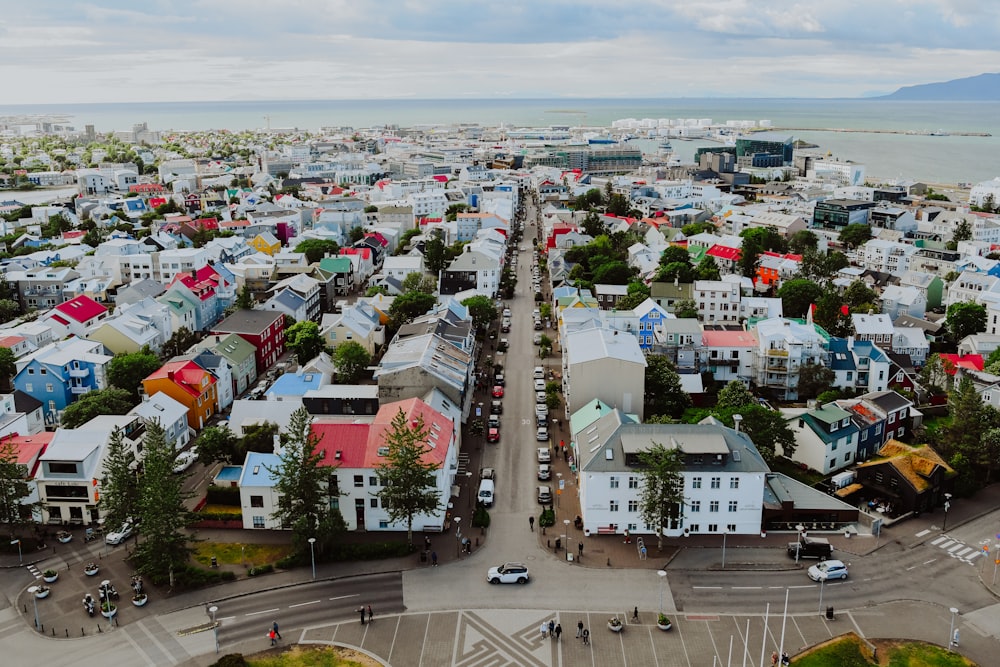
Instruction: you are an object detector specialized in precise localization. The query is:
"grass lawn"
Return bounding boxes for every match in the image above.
[770,456,826,486]
[192,542,293,568]
[792,634,977,667]
[247,646,382,667]
[201,504,244,515]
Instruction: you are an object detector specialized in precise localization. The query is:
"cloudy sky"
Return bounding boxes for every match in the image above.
[3,0,998,104]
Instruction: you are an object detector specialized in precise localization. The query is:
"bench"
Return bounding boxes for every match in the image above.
[596,526,617,535]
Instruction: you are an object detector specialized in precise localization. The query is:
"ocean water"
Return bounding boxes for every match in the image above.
[2,98,998,185]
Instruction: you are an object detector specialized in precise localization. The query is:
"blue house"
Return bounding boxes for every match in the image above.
[13,338,113,425]
[632,298,672,351]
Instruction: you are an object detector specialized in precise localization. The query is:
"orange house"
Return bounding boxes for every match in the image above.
[142,360,218,431]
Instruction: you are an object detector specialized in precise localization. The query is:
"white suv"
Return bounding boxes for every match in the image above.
[487,562,530,585]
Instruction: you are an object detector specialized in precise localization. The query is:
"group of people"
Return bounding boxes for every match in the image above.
[538,619,590,645]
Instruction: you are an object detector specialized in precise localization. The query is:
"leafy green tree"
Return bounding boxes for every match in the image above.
[656,261,695,284]
[444,203,469,222]
[423,230,448,274]
[294,239,340,264]
[242,421,280,454]
[61,388,135,428]
[286,320,325,364]
[843,279,878,313]
[581,210,605,237]
[196,424,240,465]
[592,260,633,284]
[695,256,721,281]
[644,356,691,418]
[659,245,692,267]
[953,219,972,242]
[716,380,755,410]
[788,229,819,255]
[365,285,388,297]
[0,436,37,537]
[235,285,254,310]
[400,272,437,295]
[674,298,698,319]
[162,326,199,359]
[942,377,984,459]
[99,428,138,538]
[616,282,651,310]
[739,227,787,277]
[813,286,852,337]
[397,228,421,253]
[918,354,954,396]
[461,295,498,331]
[777,279,824,318]
[839,223,872,249]
[573,188,604,212]
[269,407,332,553]
[797,362,836,400]
[389,291,437,326]
[606,193,630,217]
[946,301,987,341]
[348,226,366,243]
[0,347,15,392]
[682,221,714,237]
[637,442,685,550]
[108,348,162,401]
[135,421,192,584]
[375,409,443,546]
[333,341,372,384]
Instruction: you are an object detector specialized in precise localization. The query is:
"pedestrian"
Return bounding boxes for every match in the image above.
[272,620,281,639]
[424,535,431,550]
[269,628,277,645]
[771,651,779,666]
[367,605,374,623]
[431,551,438,566]
[529,516,535,531]
[554,623,562,640]
[576,620,583,638]
[548,619,555,639]
[540,621,548,639]
[633,606,639,621]
[359,607,366,625]
[582,628,590,645]
[578,542,583,557]
[563,447,568,462]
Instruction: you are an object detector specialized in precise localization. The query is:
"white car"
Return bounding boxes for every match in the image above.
[104,521,134,545]
[534,378,546,391]
[537,447,551,463]
[808,559,849,582]
[487,562,530,585]
[173,447,198,473]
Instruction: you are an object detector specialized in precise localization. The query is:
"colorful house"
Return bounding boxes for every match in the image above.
[13,338,112,426]
[250,232,281,256]
[142,359,218,430]
[211,310,285,376]
[38,294,109,339]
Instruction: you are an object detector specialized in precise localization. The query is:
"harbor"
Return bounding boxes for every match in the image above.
[756,126,991,137]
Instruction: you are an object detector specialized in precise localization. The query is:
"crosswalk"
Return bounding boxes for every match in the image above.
[25,564,41,579]
[929,535,986,564]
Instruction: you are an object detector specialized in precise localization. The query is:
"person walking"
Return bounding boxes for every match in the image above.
[272,620,281,640]
[576,620,584,638]
[633,606,639,621]
[359,607,366,625]
[269,628,277,646]
[582,628,590,645]
[539,622,548,639]
[548,619,555,639]
[367,605,374,624]
[554,623,562,641]
[529,516,534,531]
[431,551,438,566]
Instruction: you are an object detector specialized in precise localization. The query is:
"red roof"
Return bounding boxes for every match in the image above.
[706,244,741,261]
[0,335,25,348]
[312,423,371,468]
[146,360,216,396]
[365,232,389,247]
[62,230,86,240]
[2,432,53,478]
[938,354,984,375]
[53,295,108,324]
[432,174,449,182]
[340,248,372,260]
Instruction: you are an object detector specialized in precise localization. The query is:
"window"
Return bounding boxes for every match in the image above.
[728,501,738,512]
[888,413,895,424]
[861,430,868,441]
[688,524,699,533]
[47,462,78,475]
[709,501,719,513]
[25,383,32,392]
[874,471,884,484]
[628,476,639,489]
[609,476,619,489]
[875,424,882,435]
[609,500,619,512]
[708,524,718,532]
[710,477,720,489]
[729,477,739,489]
[370,498,379,508]
[369,476,378,486]
[353,475,363,487]
[727,523,737,532]
[691,477,702,489]
[845,453,852,462]
[250,495,264,508]
[829,458,836,468]
[628,500,639,512]
[690,501,701,513]
[253,515,265,528]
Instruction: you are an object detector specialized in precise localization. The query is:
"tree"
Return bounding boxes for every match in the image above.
[423,230,448,274]
[444,203,469,222]
[839,223,872,249]
[682,221,714,237]
[389,291,437,326]
[162,326,199,359]
[777,279,824,318]
[0,347,15,392]
[656,261,694,284]
[592,260,633,285]
[797,361,836,400]
[674,298,698,319]
[400,272,437,295]
[134,421,191,584]
[333,341,372,384]
[918,354,954,396]
[739,227,787,277]
[108,348,162,401]
[375,409,443,546]
[0,436,37,537]
[695,256,721,281]
[843,280,878,313]
[235,285,254,310]
[732,404,795,463]
[953,219,972,242]
[0,298,20,323]
[942,377,985,459]
[348,226,365,243]
[61,388,135,428]
[946,301,987,341]
[716,380,756,410]
[365,285,388,297]
[286,320,325,364]
[269,407,332,553]
[196,425,240,465]
[242,421,280,455]
[616,282,651,310]
[812,287,852,337]
[659,245,692,267]
[461,295,498,331]
[788,229,819,255]
[644,356,691,418]
[99,428,138,539]
[581,210,605,237]
[294,239,340,264]
[637,442,685,550]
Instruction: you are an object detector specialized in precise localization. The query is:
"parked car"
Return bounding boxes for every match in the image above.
[535,403,549,418]
[480,467,496,481]
[492,385,505,398]
[534,320,543,330]
[536,414,548,427]
[787,536,833,560]
[487,427,500,443]
[537,485,553,504]
[487,562,529,585]
[533,366,545,379]
[494,373,505,387]
[535,391,546,404]
[537,447,551,463]
[534,378,546,391]
[491,400,503,415]
[536,426,549,442]
[105,520,134,545]
[488,414,500,429]
[533,333,543,345]
[537,464,551,481]
[502,308,511,319]
[808,559,849,582]
[172,447,198,473]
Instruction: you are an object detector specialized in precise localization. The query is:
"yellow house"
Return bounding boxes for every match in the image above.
[250,231,281,256]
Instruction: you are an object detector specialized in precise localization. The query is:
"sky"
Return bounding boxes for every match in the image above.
[2,0,999,104]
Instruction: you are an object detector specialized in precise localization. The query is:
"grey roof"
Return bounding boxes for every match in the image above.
[763,472,859,512]
[115,278,166,306]
[272,289,305,310]
[894,314,942,333]
[863,390,911,413]
[214,309,283,334]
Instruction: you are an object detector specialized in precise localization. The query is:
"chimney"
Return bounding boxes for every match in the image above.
[674,276,679,288]
[272,433,281,455]
[733,413,743,433]
[167,370,175,381]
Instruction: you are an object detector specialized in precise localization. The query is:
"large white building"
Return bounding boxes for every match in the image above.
[563,327,646,420]
[970,177,1000,209]
[693,279,742,324]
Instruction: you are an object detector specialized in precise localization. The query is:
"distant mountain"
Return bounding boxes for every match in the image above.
[879,73,1000,100]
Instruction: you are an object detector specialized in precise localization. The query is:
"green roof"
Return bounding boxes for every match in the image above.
[319,257,353,272]
[569,398,615,436]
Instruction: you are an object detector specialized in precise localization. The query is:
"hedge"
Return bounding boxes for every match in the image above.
[148,565,236,589]
[205,485,242,506]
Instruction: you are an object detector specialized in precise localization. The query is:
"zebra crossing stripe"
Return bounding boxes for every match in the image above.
[26,565,42,579]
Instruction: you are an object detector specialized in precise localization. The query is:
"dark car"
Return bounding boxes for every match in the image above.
[491,400,503,415]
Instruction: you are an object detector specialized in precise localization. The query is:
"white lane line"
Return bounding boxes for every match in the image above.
[329,594,360,601]
[948,543,966,553]
[245,608,280,617]
[906,564,919,571]
[692,586,723,590]
[788,585,812,589]
[731,586,761,590]
[923,559,937,565]
[916,529,931,538]
[219,616,236,622]
[937,539,955,549]
[289,600,321,609]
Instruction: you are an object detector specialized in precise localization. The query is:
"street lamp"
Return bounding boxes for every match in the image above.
[795,525,805,564]
[308,537,316,580]
[454,517,462,558]
[26,585,40,630]
[208,605,219,653]
[948,607,959,651]
[563,519,570,558]
[657,569,667,614]
[943,493,953,531]
[722,529,729,570]
[10,539,21,565]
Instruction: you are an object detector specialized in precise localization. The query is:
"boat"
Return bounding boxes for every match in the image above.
[588,137,618,145]
[658,141,673,150]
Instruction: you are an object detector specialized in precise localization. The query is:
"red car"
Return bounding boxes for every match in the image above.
[492,385,504,398]
[487,428,500,443]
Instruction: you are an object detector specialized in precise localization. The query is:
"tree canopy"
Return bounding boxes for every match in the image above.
[108,348,162,401]
[839,223,872,249]
[196,424,241,466]
[739,227,787,277]
[637,443,685,550]
[644,356,691,419]
[0,436,37,536]
[333,341,372,384]
[286,320,326,364]
[461,295,498,331]
[61,388,135,428]
[99,428,138,539]
[946,301,987,341]
[776,279,824,318]
[715,380,756,410]
[389,291,437,326]
[294,239,340,264]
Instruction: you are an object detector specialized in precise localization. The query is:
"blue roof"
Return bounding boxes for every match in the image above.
[266,371,324,397]
[852,339,888,362]
[828,338,856,371]
[274,289,305,309]
[239,452,281,487]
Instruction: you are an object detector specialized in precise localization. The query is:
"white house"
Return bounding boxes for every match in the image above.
[785,404,859,475]
[238,451,283,529]
[563,327,646,419]
[693,279,742,324]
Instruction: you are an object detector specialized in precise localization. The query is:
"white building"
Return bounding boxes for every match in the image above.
[856,239,918,274]
[751,318,828,401]
[970,177,1000,209]
[693,279,741,324]
[563,328,646,419]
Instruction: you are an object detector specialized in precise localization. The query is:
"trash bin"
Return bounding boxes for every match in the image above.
[420,550,428,563]
[210,556,218,569]
[826,606,834,620]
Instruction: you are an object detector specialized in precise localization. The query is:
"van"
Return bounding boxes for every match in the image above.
[787,535,832,560]
[478,479,495,507]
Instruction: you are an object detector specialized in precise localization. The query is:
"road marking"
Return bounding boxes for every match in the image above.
[930,536,948,545]
[245,608,280,617]
[923,559,937,565]
[906,564,919,571]
[732,586,761,590]
[692,586,723,590]
[329,594,360,601]
[947,543,965,553]
[954,547,974,558]
[219,616,236,622]
[788,585,812,589]
[915,529,931,538]
[289,600,321,608]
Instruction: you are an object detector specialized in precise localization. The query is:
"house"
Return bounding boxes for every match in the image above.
[563,328,646,420]
[130,391,192,452]
[751,318,828,401]
[693,279,741,324]
[320,302,385,357]
[38,295,109,339]
[302,385,380,417]
[211,310,286,376]
[746,211,807,237]
[382,255,425,285]
[787,404,860,475]
[740,296,783,322]
[631,299,672,351]
[576,413,770,536]
[265,367,327,401]
[10,266,78,312]
[191,332,259,397]
[0,391,45,438]
[238,451,284,529]
[339,247,376,284]
[0,335,31,360]
[898,270,944,311]
[593,284,629,310]
[891,326,930,365]
[268,274,321,322]
[13,338,112,426]
[250,231,282,256]
[851,440,955,517]
[852,313,895,351]
[141,359,218,431]
[87,297,172,355]
[2,430,52,520]
[373,333,473,418]
[439,250,501,297]
[317,256,355,297]
[838,390,914,462]
[700,330,757,385]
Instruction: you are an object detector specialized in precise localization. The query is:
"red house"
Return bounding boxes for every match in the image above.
[210,310,285,375]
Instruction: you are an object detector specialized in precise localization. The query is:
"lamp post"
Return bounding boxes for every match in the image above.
[657,569,667,614]
[563,519,570,558]
[795,524,805,564]
[454,517,462,558]
[208,605,219,653]
[818,576,826,616]
[308,537,316,580]
[948,607,959,651]
[9,539,21,565]
[722,529,729,570]
[26,585,40,630]
[943,493,953,531]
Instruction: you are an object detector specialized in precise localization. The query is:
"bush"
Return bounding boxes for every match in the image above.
[247,563,274,577]
[148,565,236,589]
[210,655,249,667]
[539,508,555,528]
[205,485,242,506]
[326,541,412,561]
[472,503,491,528]
[195,511,244,522]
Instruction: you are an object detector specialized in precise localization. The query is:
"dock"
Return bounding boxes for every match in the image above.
[753,127,991,137]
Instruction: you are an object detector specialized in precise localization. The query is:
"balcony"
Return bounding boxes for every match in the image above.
[68,367,90,378]
[70,385,91,395]
[766,364,789,373]
[766,349,789,357]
